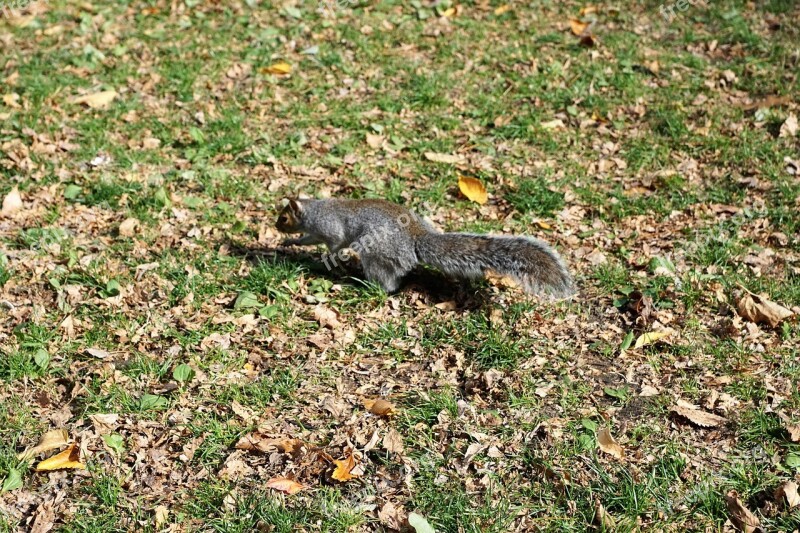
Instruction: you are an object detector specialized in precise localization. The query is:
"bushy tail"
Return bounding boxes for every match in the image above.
[415,233,575,298]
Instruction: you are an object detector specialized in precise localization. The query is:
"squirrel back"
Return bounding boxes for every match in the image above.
[276,198,574,298]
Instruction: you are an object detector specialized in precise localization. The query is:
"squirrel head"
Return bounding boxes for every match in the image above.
[276,199,305,233]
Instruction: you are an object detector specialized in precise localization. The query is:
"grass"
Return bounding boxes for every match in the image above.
[0,0,799,531]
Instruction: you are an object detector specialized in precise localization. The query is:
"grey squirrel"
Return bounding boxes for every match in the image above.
[276,198,575,298]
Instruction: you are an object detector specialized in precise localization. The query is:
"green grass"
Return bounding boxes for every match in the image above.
[1,0,799,530]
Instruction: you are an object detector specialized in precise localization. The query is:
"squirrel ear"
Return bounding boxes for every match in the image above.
[288,198,303,213]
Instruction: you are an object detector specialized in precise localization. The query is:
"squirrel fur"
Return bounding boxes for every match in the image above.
[276,198,574,298]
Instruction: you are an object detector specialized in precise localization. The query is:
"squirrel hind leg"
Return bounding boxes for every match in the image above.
[360,254,411,293]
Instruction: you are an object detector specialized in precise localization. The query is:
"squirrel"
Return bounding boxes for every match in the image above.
[276,198,575,298]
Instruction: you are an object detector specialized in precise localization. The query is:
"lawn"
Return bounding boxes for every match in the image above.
[1,0,799,531]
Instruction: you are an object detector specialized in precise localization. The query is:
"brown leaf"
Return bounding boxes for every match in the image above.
[29,499,55,533]
[35,442,85,471]
[383,428,405,454]
[596,427,624,459]
[725,490,761,533]
[313,305,342,330]
[363,398,397,417]
[457,175,488,205]
[424,152,464,164]
[70,90,118,109]
[154,505,169,528]
[775,481,800,509]
[1,186,23,216]
[671,404,727,428]
[378,501,406,530]
[736,292,793,328]
[777,412,800,442]
[119,217,139,237]
[779,113,798,138]
[593,500,617,530]
[365,133,384,149]
[540,118,565,130]
[331,453,358,482]
[17,429,69,461]
[265,477,304,494]
[235,433,304,456]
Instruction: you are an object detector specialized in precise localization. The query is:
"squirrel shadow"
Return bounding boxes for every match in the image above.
[227,241,491,310]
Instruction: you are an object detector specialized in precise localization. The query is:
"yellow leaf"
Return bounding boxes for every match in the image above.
[2,93,20,108]
[265,477,304,494]
[441,7,456,17]
[331,453,358,482]
[494,4,511,15]
[70,90,118,109]
[633,330,671,349]
[579,5,598,16]
[17,429,69,461]
[35,442,85,471]
[363,398,397,417]
[261,62,292,75]
[458,175,488,205]
[569,18,589,36]
[535,220,552,230]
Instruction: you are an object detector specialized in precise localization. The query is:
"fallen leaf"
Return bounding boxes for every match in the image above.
[154,505,169,528]
[261,62,292,75]
[378,501,406,530]
[363,398,396,417]
[775,481,800,509]
[89,413,119,434]
[671,404,727,428]
[235,433,304,456]
[86,347,110,359]
[540,118,565,130]
[366,133,384,149]
[580,5,598,16]
[70,90,118,109]
[29,499,55,533]
[313,305,342,329]
[265,477,304,494]
[17,429,69,461]
[569,18,589,35]
[424,152,464,164]
[118,217,139,237]
[777,412,800,442]
[493,5,511,15]
[725,490,761,533]
[2,93,20,108]
[331,453,358,482]
[381,428,404,454]
[596,427,624,459]
[780,114,798,138]
[736,292,793,328]
[633,330,671,349]
[594,500,617,530]
[35,442,85,471]
[457,175,488,205]
[408,512,436,533]
[1,186,23,216]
